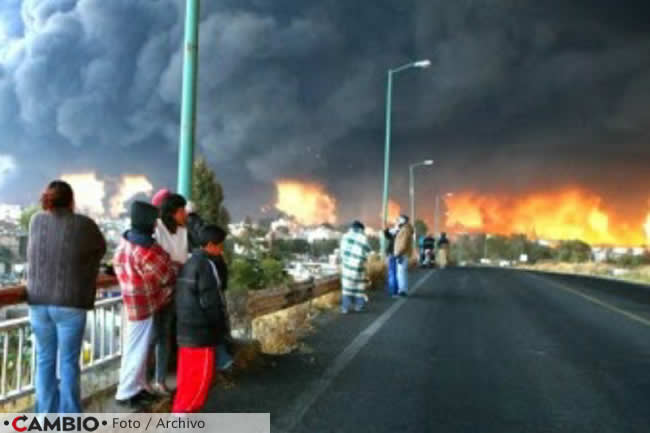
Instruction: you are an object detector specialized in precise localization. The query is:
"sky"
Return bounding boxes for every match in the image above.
[0,0,649,229]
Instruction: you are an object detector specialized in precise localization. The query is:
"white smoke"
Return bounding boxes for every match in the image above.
[109,175,154,217]
[59,172,154,217]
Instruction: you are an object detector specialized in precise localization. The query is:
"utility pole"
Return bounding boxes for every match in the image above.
[177,0,201,199]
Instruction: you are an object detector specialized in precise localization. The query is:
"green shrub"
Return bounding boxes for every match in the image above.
[229,257,289,292]
[229,258,263,292]
[260,258,290,288]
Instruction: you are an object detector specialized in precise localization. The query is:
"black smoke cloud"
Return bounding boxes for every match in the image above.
[0,0,649,224]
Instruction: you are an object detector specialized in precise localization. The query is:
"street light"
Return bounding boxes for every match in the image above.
[434,192,453,236]
[409,160,434,248]
[380,59,431,256]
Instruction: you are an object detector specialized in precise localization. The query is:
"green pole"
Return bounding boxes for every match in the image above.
[177,0,200,200]
[380,70,393,257]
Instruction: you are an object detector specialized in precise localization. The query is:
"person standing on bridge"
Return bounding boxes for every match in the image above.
[383,224,399,297]
[150,192,189,396]
[394,215,414,296]
[27,180,106,413]
[340,221,372,313]
[173,224,229,414]
[183,200,235,371]
[114,201,176,409]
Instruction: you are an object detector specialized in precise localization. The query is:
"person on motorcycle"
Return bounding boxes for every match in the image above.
[421,234,436,267]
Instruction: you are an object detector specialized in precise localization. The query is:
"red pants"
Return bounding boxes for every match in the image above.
[172,346,215,413]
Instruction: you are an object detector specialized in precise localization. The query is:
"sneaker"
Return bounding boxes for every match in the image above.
[115,390,157,409]
[398,292,408,297]
[219,358,234,371]
[151,382,172,396]
[340,308,349,314]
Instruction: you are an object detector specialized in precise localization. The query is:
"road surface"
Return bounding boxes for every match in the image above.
[205,268,650,433]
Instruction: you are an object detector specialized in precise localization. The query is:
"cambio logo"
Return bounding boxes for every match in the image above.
[5,416,103,432]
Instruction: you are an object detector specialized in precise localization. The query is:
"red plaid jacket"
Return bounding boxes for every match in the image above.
[113,238,176,321]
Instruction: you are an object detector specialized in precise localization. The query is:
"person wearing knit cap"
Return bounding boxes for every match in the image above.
[113,201,176,409]
[151,188,171,208]
[339,220,371,314]
[172,225,229,414]
[185,200,206,251]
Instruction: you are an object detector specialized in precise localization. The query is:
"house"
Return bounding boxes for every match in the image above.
[302,225,342,244]
[0,204,21,223]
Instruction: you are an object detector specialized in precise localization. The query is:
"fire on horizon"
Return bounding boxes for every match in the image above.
[440,188,650,247]
[272,180,650,247]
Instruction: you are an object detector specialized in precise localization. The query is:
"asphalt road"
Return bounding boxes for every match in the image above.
[205,268,650,433]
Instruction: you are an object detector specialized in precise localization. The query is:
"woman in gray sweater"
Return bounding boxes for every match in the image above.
[27,180,106,413]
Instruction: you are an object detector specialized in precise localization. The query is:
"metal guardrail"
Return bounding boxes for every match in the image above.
[246,276,340,318]
[0,274,341,404]
[0,289,123,404]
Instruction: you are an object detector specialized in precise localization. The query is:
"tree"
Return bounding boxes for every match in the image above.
[229,257,289,292]
[0,246,13,262]
[192,157,230,228]
[229,258,263,291]
[270,239,310,260]
[555,240,592,263]
[19,205,40,232]
[259,258,289,288]
[414,219,429,238]
[310,239,339,259]
[527,242,553,263]
[0,246,13,275]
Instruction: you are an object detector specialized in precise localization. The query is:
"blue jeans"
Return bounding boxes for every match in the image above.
[396,255,409,294]
[29,305,87,413]
[341,294,366,312]
[152,302,174,384]
[386,255,398,296]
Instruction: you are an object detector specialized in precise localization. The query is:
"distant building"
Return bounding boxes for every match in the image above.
[0,204,21,222]
[0,232,24,261]
[592,245,648,262]
[302,225,342,244]
[270,217,301,237]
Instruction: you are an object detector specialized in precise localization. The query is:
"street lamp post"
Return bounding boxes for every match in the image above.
[177,0,201,200]
[434,192,453,236]
[380,59,431,257]
[409,160,434,248]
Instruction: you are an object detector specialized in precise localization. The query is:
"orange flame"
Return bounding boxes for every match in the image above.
[275,180,337,225]
[386,199,401,224]
[446,188,650,246]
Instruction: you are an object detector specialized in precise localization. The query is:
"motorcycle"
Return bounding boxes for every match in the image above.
[421,248,435,268]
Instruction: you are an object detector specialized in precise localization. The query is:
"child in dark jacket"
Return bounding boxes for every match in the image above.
[172,224,228,414]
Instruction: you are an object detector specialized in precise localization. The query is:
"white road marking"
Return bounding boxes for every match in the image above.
[277,270,435,432]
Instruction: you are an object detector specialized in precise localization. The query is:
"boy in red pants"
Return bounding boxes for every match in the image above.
[172,225,228,413]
